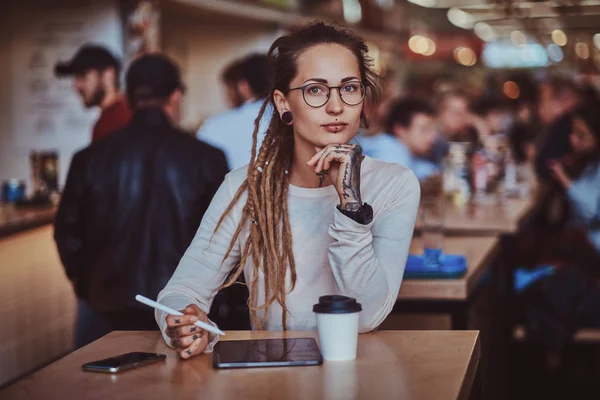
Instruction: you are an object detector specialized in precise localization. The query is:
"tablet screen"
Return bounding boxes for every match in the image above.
[212,338,323,369]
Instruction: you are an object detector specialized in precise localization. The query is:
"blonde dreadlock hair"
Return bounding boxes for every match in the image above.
[213,21,381,329]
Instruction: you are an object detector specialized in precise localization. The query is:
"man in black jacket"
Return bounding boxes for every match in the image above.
[54,54,228,348]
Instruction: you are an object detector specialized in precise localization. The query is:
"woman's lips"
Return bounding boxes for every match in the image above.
[322,123,348,133]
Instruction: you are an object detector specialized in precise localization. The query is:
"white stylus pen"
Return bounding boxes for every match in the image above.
[135,294,225,336]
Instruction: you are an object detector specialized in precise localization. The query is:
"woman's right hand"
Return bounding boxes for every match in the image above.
[165,304,210,359]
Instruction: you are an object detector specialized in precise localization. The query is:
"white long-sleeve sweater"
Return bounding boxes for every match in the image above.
[156,156,420,349]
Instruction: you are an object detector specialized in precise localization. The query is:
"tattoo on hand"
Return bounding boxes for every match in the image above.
[190,326,197,332]
[342,202,362,212]
[174,319,181,324]
[186,349,193,355]
[167,328,179,338]
[341,146,362,207]
[317,170,328,187]
[193,334,199,340]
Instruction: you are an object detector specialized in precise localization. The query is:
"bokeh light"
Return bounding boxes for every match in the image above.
[575,42,590,59]
[454,47,477,66]
[511,31,527,47]
[551,29,568,46]
[474,22,497,42]
[503,81,520,99]
[447,8,475,30]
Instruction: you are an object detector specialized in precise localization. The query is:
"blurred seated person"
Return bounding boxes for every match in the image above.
[427,90,482,164]
[55,44,132,142]
[508,100,538,184]
[472,97,513,136]
[197,53,272,170]
[518,104,600,353]
[548,104,600,254]
[535,75,581,182]
[54,54,228,348]
[220,58,246,109]
[357,97,439,181]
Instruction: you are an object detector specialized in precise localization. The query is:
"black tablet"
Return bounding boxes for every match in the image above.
[212,338,323,369]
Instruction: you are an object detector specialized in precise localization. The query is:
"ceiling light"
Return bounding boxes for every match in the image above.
[503,81,520,99]
[407,0,437,8]
[546,44,563,62]
[575,42,590,59]
[593,33,600,50]
[511,31,527,47]
[474,22,497,42]
[551,29,567,46]
[454,47,477,66]
[423,39,436,56]
[447,8,474,30]
[342,0,362,24]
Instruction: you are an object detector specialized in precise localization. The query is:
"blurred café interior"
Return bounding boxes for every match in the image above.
[1,0,600,399]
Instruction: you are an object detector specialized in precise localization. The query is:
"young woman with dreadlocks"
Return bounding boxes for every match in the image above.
[156,21,421,359]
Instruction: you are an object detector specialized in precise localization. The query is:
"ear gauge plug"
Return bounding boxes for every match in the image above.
[281,111,294,125]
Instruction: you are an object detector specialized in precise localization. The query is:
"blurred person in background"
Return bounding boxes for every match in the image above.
[54,54,228,348]
[427,90,482,164]
[55,44,132,142]
[357,97,439,180]
[508,99,539,185]
[220,58,246,109]
[472,97,512,136]
[535,76,581,182]
[519,104,600,357]
[197,53,272,170]
[548,104,600,254]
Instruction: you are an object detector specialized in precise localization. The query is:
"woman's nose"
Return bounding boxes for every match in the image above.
[326,88,344,115]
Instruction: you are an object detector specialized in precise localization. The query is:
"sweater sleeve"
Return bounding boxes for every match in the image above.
[155,172,242,351]
[327,169,420,332]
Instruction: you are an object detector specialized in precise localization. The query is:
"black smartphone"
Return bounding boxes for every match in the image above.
[213,338,323,369]
[82,352,167,373]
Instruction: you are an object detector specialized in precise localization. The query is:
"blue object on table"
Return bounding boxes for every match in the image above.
[1,179,26,204]
[404,254,467,279]
[513,265,555,293]
[424,247,443,268]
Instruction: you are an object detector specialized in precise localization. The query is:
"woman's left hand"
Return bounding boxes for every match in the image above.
[306,144,363,211]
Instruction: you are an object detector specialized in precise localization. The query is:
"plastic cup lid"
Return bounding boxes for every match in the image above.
[313,295,362,314]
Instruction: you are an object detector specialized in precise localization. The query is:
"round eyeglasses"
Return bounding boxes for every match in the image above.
[289,81,366,108]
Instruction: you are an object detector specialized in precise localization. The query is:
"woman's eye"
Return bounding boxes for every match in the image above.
[343,83,359,92]
[307,85,326,95]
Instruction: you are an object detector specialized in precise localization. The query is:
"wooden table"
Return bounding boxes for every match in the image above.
[415,197,535,236]
[0,330,481,400]
[396,236,499,330]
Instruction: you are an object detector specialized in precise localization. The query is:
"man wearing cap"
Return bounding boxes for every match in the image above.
[54,54,228,348]
[55,44,132,142]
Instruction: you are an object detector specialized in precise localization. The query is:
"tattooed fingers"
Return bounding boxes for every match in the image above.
[178,332,209,360]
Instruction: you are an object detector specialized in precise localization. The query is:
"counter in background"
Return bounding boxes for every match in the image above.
[0,204,56,238]
[0,215,75,388]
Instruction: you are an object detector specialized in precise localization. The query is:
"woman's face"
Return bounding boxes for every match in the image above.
[570,117,598,154]
[274,43,364,149]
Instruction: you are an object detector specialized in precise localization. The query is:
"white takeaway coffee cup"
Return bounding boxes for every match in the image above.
[313,295,362,361]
